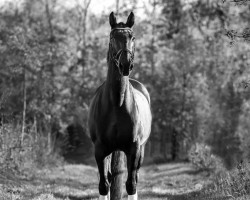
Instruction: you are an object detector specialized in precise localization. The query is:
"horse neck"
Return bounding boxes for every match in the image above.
[105,60,133,109]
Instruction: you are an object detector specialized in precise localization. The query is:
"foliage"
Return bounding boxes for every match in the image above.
[0,0,250,171]
[212,161,250,198]
[188,143,223,172]
[0,123,64,173]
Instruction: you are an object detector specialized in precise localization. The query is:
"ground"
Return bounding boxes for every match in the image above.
[0,162,233,200]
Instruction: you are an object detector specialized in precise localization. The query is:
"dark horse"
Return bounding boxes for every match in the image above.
[88,12,152,200]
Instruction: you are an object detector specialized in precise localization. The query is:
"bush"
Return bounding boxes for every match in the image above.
[0,124,23,171]
[188,143,223,172]
[0,122,64,175]
[212,160,250,198]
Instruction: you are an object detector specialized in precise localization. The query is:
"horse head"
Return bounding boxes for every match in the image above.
[109,12,135,76]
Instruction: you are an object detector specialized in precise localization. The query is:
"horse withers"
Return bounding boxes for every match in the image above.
[88,12,152,200]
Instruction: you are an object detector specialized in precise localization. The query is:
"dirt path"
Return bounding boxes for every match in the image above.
[0,163,214,200]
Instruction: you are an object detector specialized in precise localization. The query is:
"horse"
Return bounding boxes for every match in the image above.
[88,12,152,200]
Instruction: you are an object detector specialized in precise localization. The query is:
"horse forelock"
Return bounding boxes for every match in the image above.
[110,28,134,39]
[113,22,128,29]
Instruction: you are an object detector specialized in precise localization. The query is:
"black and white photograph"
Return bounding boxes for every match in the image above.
[0,0,250,199]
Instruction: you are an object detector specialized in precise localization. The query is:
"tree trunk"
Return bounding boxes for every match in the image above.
[150,138,155,157]
[150,0,156,76]
[21,65,26,145]
[171,127,178,161]
[116,0,120,16]
[45,0,55,42]
[76,0,92,74]
[160,130,167,160]
[82,0,92,49]
[47,118,52,154]
[34,115,38,142]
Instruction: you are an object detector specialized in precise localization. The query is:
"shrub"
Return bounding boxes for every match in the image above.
[212,160,250,198]
[0,122,64,176]
[188,143,223,172]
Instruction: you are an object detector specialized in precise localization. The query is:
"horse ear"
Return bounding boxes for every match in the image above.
[109,12,117,29]
[126,12,134,28]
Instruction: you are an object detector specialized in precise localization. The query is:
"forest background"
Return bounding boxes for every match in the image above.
[0,0,250,181]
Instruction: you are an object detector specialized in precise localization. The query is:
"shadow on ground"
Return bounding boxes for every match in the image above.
[1,162,220,200]
[53,192,98,200]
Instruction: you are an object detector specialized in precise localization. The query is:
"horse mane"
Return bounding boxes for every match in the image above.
[107,42,112,64]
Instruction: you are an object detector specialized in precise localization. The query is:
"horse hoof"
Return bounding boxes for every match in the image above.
[99,195,109,200]
[128,192,137,200]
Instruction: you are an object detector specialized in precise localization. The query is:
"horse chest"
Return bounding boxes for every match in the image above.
[105,108,135,135]
[104,91,151,146]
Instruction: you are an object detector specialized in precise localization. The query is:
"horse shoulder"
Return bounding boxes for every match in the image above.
[88,81,106,140]
[129,78,150,104]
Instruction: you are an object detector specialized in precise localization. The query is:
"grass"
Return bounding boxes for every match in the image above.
[0,125,249,200]
[0,160,250,200]
[0,162,213,200]
[209,161,250,200]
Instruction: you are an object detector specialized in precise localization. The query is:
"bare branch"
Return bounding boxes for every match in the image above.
[225,28,250,45]
[222,0,250,44]
[222,0,250,5]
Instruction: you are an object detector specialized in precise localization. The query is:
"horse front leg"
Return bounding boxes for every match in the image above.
[125,141,141,200]
[95,144,111,200]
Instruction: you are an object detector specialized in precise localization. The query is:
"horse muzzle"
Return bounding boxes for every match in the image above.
[116,50,134,76]
[119,61,133,76]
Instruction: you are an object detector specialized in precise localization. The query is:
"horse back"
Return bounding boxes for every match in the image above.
[129,78,150,104]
